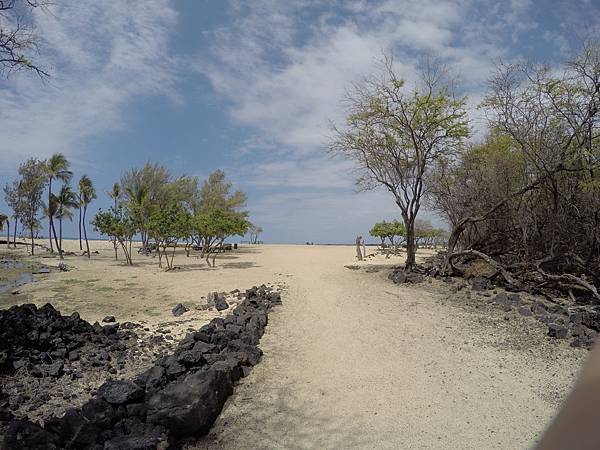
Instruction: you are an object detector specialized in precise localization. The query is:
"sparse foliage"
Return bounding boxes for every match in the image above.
[16,158,46,255]
[331,56,468,270]
[92,207,136,265]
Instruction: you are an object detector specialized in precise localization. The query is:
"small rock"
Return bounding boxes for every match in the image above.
[47,360,64,377]
[172,303,189,317]
[469,277,491,291]
[548,323,568,339]
[102,316,116,323]
[98,380,144,405]
[215,295,229,311]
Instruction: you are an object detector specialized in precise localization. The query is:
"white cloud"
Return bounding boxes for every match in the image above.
[0,0,178,174]
[197,0,540,241]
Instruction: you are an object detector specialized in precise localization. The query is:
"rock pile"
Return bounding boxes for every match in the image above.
[388,270,424,284]
[472,287,599,348]
[2,285,281,449]
[0,303,137,378]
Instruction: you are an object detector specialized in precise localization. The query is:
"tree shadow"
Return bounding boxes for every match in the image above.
[188,380,373,450]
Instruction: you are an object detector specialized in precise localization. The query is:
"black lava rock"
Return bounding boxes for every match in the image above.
[98,380,144,405]
[172,304,189,317]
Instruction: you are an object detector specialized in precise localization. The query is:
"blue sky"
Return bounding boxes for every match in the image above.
[0,0,598,243]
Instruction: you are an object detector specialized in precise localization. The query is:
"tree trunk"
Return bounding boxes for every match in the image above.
[13,217,17,248]
[170,244,176,268]
[113,238,118,260]
[78,204,83,250]
[404,218,416,271]
[355,236,363,261]
[48,177,53,252]
[30,227,35,255]
[59,215,64,260]
[51,220,60,258]
[6,221,10,248]
[83,205,90,258]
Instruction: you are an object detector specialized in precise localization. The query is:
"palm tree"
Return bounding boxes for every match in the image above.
[107,182,121,209]
[79,175,96,258]
[45,194,61,253]
[55,184,78,259]
[0,214,9,248]
[46,154,72,253]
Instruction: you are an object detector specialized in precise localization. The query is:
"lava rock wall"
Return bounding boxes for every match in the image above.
[2,285,281,450]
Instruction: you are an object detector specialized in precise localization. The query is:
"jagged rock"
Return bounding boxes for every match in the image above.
[47,360,64,377]
[98,380,144,405]
[214,295,229,311]
[388,270,424,284]
[104,434,163,450]
[4,419,60,449]
[548,323,568,339]
[102,316,116,323]
[469,277,491,291]
[531,301,547,316]
[172,303,188,317]
[1,285,282,449]
[518,306,533,317]
[81,397,115,428]
[176,350,205,366]
[146,368,233,438]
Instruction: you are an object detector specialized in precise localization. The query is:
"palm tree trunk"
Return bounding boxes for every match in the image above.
[59,215,64,260]
[13,217,17,248]
[83,205,90,258]
[48,177,53,252]
[6,221,9,249]
[78,203,83,250]
[51,220,60,254]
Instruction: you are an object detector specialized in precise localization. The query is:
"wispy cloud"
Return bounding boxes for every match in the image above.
[0,0,178,174]
[196,0,541,239]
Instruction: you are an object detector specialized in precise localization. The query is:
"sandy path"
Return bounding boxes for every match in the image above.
[194,246,584,450]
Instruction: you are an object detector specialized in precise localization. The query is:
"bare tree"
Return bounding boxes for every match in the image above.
[330,57,469,271]
[0,0,50,78]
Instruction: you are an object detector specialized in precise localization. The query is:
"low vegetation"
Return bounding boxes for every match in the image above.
[334,43,600,300]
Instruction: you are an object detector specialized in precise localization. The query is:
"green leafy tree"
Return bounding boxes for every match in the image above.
[92,207,136,265]
[0,214,9,248]
[147,204,191,269]
[17,158,46,255]
[3,180,25,248]
[331,56,468,271]
[192,208,249,267]
[191,170,248,258]
[78,175,96,258]
[45,153,72,253]
[120,163,198,255]
[107,182,122,209]
[248,224,263,244]
[370,220,406,257]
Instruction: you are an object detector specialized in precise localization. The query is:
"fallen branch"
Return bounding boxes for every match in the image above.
[448,249,523,288]
[536,265,600,302]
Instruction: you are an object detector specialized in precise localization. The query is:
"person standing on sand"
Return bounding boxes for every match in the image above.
[356,235,363,261]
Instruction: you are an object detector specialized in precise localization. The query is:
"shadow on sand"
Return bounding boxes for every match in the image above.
[189,380,372,450]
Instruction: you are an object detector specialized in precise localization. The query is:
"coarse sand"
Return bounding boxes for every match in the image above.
[0,240,587,449]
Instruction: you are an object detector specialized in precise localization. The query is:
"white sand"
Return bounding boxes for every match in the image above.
[0,240,586,449]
